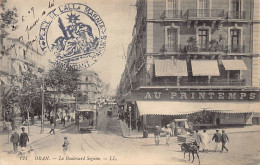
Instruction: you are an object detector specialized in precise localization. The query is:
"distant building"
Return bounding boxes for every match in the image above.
[118,0,260,129]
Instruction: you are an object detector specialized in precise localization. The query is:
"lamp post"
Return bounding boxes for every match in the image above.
[40,75,45,133]
[129,106,132,136]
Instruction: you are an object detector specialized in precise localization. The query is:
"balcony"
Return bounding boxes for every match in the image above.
[162,10,183,19]
[186,9,225,19]
[161,44,225,53]
[226,45,246,53]
[146,79,246,87]
[227,11,246,19]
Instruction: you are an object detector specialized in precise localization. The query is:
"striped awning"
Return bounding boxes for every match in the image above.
[154,59,188,77]
[136,101,259,116]
[191,60,220,76]
[222,60,247,70]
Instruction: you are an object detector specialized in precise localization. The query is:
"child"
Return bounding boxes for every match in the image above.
[62,136,69,154]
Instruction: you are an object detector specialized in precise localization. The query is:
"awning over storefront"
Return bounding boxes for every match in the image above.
[136,101,260,116]
[154,59,188,77]
[0,76,8,85]
[222,60,247,70]
[191,60,220,76]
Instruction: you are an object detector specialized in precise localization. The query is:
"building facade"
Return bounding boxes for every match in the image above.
[118,0,260,129]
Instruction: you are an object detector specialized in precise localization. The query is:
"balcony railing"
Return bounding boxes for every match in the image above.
[227,11,246,19]
[226,45,246,53]
[186,9,225,19]
[162,10,183,19]
[162,44,225,53]
[146,79,246,87]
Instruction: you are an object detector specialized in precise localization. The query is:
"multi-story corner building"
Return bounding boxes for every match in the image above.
[118,0,260,129]
[79,70,103,105]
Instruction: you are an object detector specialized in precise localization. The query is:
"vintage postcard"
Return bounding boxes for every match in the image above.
[0,0,260,165]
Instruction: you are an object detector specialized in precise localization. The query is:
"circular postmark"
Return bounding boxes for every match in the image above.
[39,3,106,69]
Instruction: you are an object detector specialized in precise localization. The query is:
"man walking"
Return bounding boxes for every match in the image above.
[165,125,172,146]
[49,123,55,134]
[221,130,229,153]
[19,127,29,148]
[212,129,221,152]
[154,126,160,146]
[201,129,210,152]
[10,129,19,154]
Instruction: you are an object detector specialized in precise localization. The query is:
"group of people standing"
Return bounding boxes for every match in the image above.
[193,129,229,153]
[10,127,29,154]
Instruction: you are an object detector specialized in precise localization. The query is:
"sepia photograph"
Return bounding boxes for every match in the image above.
[0,0,260,164]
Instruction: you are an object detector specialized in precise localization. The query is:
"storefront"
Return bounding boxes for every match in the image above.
[124,88,260,130]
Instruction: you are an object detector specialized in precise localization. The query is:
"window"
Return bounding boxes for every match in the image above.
[85,77,88,82]
[167,28,178,51]
[198,0,209,17]
[167,0,180,17]
[230,0,242,19]
[230,29,240,52]
[168,0,177,10]
[198,29,208,49]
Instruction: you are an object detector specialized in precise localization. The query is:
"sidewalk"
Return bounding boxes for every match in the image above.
[0,118,75,146]
[119,120,260,139]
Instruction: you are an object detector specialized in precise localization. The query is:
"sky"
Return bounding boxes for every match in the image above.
[4,0,137,91]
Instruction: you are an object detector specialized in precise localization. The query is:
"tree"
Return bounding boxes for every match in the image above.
[0,0,18,56]
[44,63,80,125]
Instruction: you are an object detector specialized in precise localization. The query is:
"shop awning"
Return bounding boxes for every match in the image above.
[136,101,260,116]
[154,59,188,77]
[222,60,247,70]
[0,76,8,85]
[191,60,220,76]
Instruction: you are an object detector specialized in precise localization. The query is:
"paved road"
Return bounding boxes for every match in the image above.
[1,106,260,165]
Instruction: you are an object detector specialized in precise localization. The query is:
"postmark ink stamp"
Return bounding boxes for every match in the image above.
[39,3,106,69]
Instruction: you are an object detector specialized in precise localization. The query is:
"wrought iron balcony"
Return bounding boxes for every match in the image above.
[227,11,246,19]
[162,10,183,19]
[226,45,246,53]
[161,44,225,53]
[186,9,225,19]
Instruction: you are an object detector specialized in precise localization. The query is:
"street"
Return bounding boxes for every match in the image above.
[1,106,260,165]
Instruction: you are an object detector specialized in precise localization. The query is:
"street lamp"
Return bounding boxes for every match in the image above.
[40,75,45,133]
[129,106,132,136]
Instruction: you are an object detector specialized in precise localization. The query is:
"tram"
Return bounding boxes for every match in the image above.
[75,104,97,133]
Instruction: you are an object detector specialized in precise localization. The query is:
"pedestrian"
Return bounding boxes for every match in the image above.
[221,130,229,153]
[154,126,160,146]
[49,123,55,134]
[212,129,222,152]
[165,125,172,146]
[193,130,202,150]
[201,129,210,152]
[137,119,141,132]
[62,136,70,154]
[19,127,29,148]
[10,129,19,154]
[170,121,175,137]
[61,117,65,127]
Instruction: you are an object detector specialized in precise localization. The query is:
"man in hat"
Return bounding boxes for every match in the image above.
[10,129,19,154]
[193,130,202,150]
[221,130,229,152]
[20,127,29,148]
[154,126,160,146]
[212,129,221,152]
